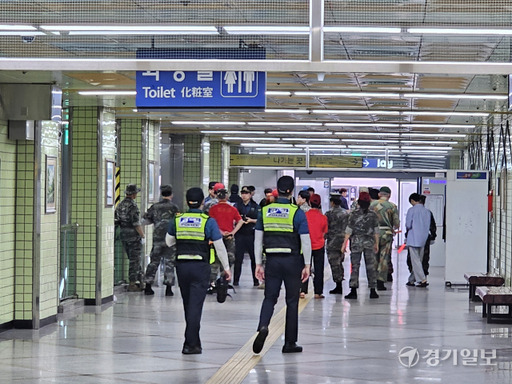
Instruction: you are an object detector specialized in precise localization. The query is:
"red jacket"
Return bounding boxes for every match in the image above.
[306,209,328,250]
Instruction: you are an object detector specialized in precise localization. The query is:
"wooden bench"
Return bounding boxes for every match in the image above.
[475,286,512,324]
[464,272,504,301]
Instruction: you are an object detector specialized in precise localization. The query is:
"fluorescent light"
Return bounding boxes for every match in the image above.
[312,109,400,115]
[241,143,294,148]
[0,31,45,36]
[295,144,347,149]
[0,25,37,30]
[343,139,399,143]
[201,130,265,134]
[282,138,340,142]
[408,27,512,36]
[247,122,323,126]
[78,90,136,96]
[172,121,245,126]
[325,123,401,128]
[223,26,309,35]
[404,140,455,145]
[399,146,453,150]
[264,109,310,114]
[295,91,401,98]
[290,91,506,100]
[402,93,507,100]
[249,148,304,153]
[402,111,489,117]
[324,26,401,34]
[348,145,399,150]
[249,150,305,155]
[223,137,280,141]
[266,91,292,96]
[41,25,219,35]
[397,150,449,154]
[406,133,466,138]
[401,124,475,129]
[267,131,331,136]
[334,132,400,137]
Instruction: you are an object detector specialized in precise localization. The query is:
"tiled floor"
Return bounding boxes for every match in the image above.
[1,252,512,383]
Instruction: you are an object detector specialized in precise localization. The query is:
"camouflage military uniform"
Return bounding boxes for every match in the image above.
[115,197,143,283]
[370,199,399,282]
[345,207,379,289]
[325,205,349,283]
[143,199,179,286]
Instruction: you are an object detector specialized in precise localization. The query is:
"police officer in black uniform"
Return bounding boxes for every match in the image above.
[252,176,311,354]
[166,187,231,355]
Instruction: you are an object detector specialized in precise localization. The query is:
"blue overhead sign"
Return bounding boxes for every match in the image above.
[135,48,266,110]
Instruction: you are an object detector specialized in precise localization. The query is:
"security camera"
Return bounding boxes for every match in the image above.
[21,36,35,44]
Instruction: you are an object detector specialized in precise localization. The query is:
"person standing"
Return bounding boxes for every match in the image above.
[115,184,145,292]
[204,181,217,205]
[325,195,349,295]
[342,192,380,300]
[253,176,311,354]
[234,186,260,286]
[259,188,274,208]
[229,184,243,207]
[165,187,231,354]
[296,190,311,213]
[303,194,328,299]
[370,186,400,291]
[142,184,180,296]
[405,193,431,288]
[339,188,350,210]
[208,183,244,282]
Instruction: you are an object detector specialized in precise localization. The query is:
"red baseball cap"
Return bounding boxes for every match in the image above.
[213,182,226,192]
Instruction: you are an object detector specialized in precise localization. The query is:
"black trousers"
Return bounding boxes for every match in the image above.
[234,233,258,285]
[301,247,325,295]
[176,261,210,348]
[257,255,304,344]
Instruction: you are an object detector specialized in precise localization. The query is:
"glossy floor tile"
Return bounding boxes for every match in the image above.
[1,252,512,384]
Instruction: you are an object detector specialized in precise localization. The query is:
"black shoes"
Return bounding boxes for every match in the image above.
[376,281,387,291]
[282,342,303,353]
[344,288,357,299]
[417,281,429,288]
[406,281,415,287]
[144,283,154,295]
[387,273,393,282]
[329,282,343,294]
[165,285,174,296]
[253,326,269,354]
[370,288,379,299]
[182,345,202,355]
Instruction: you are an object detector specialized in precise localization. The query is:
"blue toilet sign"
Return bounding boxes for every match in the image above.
[135,48,266,110]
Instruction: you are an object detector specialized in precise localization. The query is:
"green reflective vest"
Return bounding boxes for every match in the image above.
[262,203,300,254]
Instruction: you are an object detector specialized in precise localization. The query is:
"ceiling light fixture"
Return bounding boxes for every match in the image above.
[41,25,219,35]
[222,137,280,141]
[324,26,402,34]
[267,131,331,136]
[201,130,265,134]
[78,90,137,96]
[264,109,310,114]
[281,138,340,142]
[241,143,294,148]
[408,27,512,35]
[172,121,245,126]
[402,111,489,117]
[311,109,400,115]
[223,26,310,35]
[247,122,323,126]
[292,91,506,100]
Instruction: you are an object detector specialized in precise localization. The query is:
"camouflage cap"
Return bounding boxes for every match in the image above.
[125,184,141,195]
[379,186,391,194]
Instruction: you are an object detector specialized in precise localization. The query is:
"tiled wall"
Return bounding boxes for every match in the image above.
[0,121,16,325]
[15,140,35,322]
[183,134,202,198]
[71,107,99,300]
[39,121,60,320]
[71,107,116,302]
[100,112,116,299]
[209,140,222,184]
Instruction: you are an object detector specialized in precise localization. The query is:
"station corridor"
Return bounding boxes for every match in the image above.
[1,253,511,384]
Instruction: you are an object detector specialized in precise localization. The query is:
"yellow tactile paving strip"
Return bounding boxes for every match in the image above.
[205,292,313,384]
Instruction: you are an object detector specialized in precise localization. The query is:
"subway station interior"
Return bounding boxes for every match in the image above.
[2,1,512,383]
